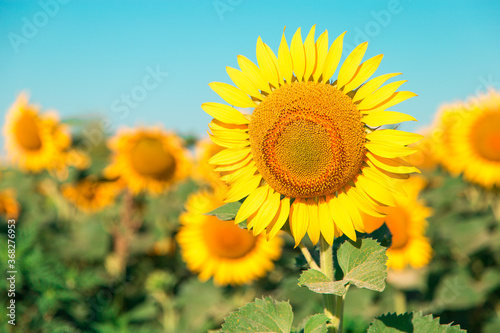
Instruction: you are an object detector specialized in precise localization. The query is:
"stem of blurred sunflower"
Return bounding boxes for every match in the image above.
[319,237,341,332]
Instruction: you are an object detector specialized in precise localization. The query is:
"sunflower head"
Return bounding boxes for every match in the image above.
[448,90,500,188]
[0,189,20,220]
[3,93,77,174]
[61,177,119,213]
[176,189,283,286]
[104,127,191,195]
[363,176,433,270]
[204,25,420,246]
[430,102,469,176]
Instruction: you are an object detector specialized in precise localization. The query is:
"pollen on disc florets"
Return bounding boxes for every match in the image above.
[249,81,366,198]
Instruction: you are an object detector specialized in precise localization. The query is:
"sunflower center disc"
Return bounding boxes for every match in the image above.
[205,218,257,259]
[472,112,500,161]
[249,82,366,198]
[15,112,42,151]
[129,137,176,180]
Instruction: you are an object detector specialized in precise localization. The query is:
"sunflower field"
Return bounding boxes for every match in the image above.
[1,19,500,333]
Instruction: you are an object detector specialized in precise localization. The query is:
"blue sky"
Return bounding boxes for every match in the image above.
[1,0,500,145]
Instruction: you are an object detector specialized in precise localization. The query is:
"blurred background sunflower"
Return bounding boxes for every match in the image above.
[104,126,191,195]
[176,188,284,286]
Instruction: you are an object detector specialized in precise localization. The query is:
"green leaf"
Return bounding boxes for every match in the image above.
[206,201,242,221]
[219,297,293,333]
[299,238,388,295]
[304,313,330,333]
[298,269,346,295]
[368,312,466,333]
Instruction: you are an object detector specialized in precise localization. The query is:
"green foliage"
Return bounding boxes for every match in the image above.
[368,312,466,333]
[206,201,242,221]
[299,238,388,295]
[303,313,330,333]
[2,119,500,332]
[219,297,293,333]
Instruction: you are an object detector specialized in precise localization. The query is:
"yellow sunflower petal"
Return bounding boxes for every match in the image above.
[214,154,253,172]
[343,54,383,93]
[289,198,309,247]
[356,174,396,206]
[322,31,346,82]
[337,192,365,233]
[357,80,407,110]
[366,152,420,174]
[367,129,423,146]
[303,25,317,81]
[235,184,269,223]
[306,199,321,245]
[365,142,418,159]
[318,196,335,245]
[267,197,291,240]
[251,190,281,235]
[237,55,271,93]
[366,91,417,113]
[362,167,405,197]
[226,67,263,100]
[208,82,256,108]
[256,36,281,88]
[290,27,305,81]
[312,30,329,82]
[327,195,357,241]
[349,187,386,218]
[208,132,249,149]
[352,72,401,103]
[209,147,251,165]
[362,110,417,126]
[337,42,368,89]
[224,174,262,202]
[278,28,293,83]
[220,164,257,184]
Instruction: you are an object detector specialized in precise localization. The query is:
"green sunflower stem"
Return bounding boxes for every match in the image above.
[319,236,342,333]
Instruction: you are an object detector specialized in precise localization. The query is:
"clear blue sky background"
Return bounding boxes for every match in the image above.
[1,0,500,146]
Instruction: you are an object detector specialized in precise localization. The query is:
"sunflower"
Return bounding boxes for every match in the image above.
[430,102,468,176]
[448,90,500,188]
[203,25,420,246]
[193,137,227,188]
[104,127,191,195]
[176,189,283,286]
[0,189,20,220]
[61,177,119,213]
[363,176,433,270]
[3,93,78,173]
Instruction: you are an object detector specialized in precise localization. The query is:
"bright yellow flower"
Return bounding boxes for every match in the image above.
[204,26,420,246]
[430,102,468,176]
[0,189,20,220]
[176,189,283,286]
[104,127,191,195]
[61,177,119,213]
[449,90,500,188]
[3,93,87,174]
[363,176,433,270]
[193,137,226,188]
